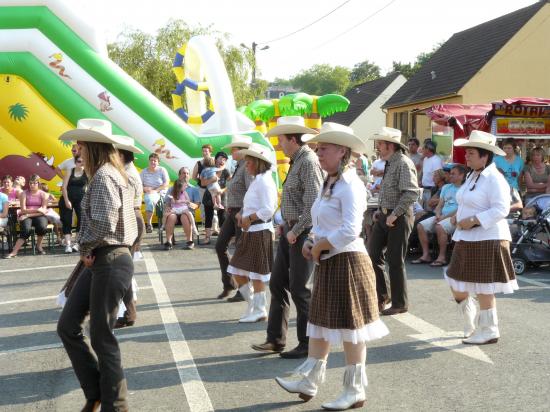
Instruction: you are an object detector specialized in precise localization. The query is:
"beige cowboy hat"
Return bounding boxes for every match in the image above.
[112,135,144,154]
[302,122,368,154]
[454,130,505,156]
[222,134,252,149]
[369,126,407,151]
[237,142,272,164]
[59,119,126,145]
[265,116,318,137]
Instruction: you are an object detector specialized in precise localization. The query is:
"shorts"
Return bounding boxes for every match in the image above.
[419,215,455,235]
[144,192,161,212]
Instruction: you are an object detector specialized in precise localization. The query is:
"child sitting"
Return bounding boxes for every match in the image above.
[40,183,63,245]
[200,156,224,209]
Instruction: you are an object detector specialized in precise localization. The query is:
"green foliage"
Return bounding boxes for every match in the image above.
[390,42,443,79]
[291,64,350,96]
[8,102,29,122]
[349,60,381,86]
[107,20,265,109]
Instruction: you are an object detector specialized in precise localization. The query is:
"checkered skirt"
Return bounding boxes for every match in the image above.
[228,229,273,275]
[309,252,379,330]
[446,240,515,284]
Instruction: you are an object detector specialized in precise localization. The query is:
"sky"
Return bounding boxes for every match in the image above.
[71,0,538,81]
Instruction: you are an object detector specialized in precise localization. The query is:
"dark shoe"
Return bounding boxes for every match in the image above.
[200,238,211,246]
[114,317,135,329]
[182,241,194,250]
[251,341,285,353]
[378,295,391,313]
[145,224,153,233]
[381,306,408,316]
[81,399,100,412]
[164,241,173,250]
[280,343,309,359]
[227,291,244,302]
[217,289,233,299]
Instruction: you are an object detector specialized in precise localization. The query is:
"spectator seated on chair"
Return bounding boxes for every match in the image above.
[425,169,447,212]
[40,183,63,245]
[0,191,8,229]
[140,152,169,233]
[163,167,200,250]
[1,174,23,204]
[4,174,49,258]
[412,164,466,266]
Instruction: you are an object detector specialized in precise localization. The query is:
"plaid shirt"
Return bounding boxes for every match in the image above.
[281,145,323,236]
[78,163,138,257]
[379,151,420,216]
[225,159,253,209]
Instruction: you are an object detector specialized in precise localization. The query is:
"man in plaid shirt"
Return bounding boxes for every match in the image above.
[368,127,419,316]
[252,116,323,359]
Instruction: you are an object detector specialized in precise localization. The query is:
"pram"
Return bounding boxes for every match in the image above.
[511,194,550,275]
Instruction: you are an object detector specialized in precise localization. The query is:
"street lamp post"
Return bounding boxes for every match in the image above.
[240,42,269,86]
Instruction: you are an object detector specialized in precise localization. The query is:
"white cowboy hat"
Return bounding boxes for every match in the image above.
[112,135,144,154]
[59,119,126,145]
[222,134,252,149]
[302,122,368,154]
[237,142,272,164]
[454,130,505,156]
[265,116,318,137]
[369,126,407,151]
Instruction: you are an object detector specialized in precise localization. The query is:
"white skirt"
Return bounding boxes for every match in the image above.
[444,272,519,294]
[307,319,389,345]
[227,265,271,282]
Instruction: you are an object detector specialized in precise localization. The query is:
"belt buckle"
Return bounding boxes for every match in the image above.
[382,207,388,214]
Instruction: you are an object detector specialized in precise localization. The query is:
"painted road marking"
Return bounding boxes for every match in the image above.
[0,264,75,273]
[517,276,550,288]
[0,329,165,356]
[391,312,493,364]
[143,250,214,412]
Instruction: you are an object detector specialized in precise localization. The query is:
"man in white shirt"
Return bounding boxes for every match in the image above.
[421,140,443,208]
[370,156,386,191]
[407,138,422,177]
[55,144,79,179]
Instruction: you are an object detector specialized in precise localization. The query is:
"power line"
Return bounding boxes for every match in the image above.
[258,0,353,45]
[314,0,398,49]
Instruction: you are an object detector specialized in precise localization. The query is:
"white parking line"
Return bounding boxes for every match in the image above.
[0,329,166,356]
[143,250,214,412]
[0,286,154,306]
[517,276,550,288]
[0,264,75,273]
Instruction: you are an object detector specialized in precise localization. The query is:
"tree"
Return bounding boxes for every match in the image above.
[349,60,381,86]
[390,42,443,79]
[107,20,263,108]
[291,64,350,96]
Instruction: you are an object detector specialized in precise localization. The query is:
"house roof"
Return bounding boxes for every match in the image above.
[383,1,547,109]
[325,72,401,125]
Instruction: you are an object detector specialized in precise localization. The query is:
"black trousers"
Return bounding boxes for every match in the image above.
[59,197,83,235]
[57,246,133,412]
[19,215,48,239]
[368,210,413,309]
[215,208,241,291]
[267,224,313,346]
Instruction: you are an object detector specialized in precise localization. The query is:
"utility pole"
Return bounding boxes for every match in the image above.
[241,42,269,86]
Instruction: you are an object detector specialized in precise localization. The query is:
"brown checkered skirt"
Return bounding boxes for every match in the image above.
[229,229,273,275]
[309,252,379,330]
[446,240,515,283]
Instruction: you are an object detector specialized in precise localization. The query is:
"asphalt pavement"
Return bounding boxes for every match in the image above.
[1,231,549,411]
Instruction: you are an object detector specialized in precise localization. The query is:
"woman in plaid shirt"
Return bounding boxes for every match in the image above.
[57,119,138,412]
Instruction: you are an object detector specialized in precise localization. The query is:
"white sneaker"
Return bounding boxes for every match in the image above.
[72,244,79,252]
[133,251,144,261]
[65,245,72,254]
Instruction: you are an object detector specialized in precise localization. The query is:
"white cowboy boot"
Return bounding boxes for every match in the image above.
[237,283,254,322]
[275,357,326,402]
[463,307,500,345]
[239,291,268,323]
[322,363,367,410]
[458,296,477,338]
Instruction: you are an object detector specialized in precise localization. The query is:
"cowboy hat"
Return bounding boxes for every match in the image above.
[112,135,144,154]
[265,116,318,137]
[454,130,505,156]
[302,122,368,154]
[222,134,252,149]
[237,142,272,164]
[59,119,126,146]
[369,126,408,151]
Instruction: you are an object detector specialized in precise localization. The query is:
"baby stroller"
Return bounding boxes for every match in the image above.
[511,194,550,275]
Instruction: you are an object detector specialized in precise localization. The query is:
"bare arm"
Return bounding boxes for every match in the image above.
[525,171,546,192]
[62,170,72,207]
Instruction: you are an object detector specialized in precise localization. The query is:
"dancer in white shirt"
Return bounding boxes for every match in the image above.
[227,143,277,323]
[446,131,518,345]
[275,123,389,411]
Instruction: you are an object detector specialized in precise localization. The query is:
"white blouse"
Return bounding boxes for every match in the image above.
[311,169,367,260]
[453,162,511,242]
[242,171,278,233]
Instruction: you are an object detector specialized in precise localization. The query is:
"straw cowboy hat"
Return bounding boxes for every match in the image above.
[237,142,272,164]
[112,135,144,154]
[302,122,368,154]
[265,116,318,137]
[454,130,505,156]
[59,119,127,145]
[222,134,252,149]
[369,126,408,151]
